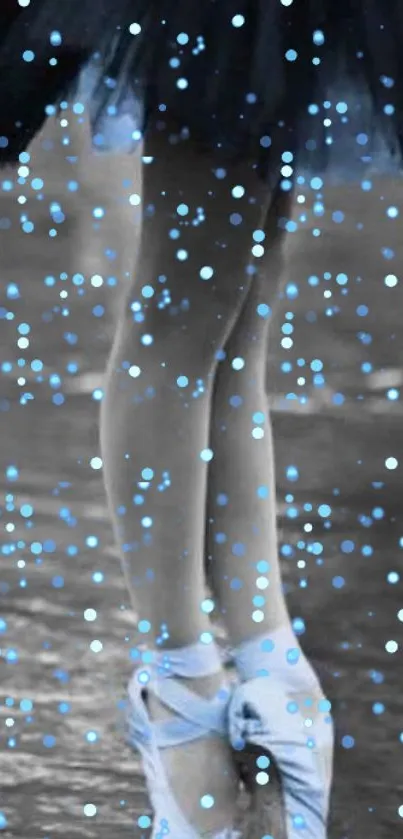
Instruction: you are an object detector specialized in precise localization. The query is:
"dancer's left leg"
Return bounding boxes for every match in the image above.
[206,192,334,837]
[206,191,291,645]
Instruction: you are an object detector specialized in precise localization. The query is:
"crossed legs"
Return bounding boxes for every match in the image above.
[100,130,331,835]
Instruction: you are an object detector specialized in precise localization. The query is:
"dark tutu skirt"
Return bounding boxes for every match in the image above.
[1,0,403,181]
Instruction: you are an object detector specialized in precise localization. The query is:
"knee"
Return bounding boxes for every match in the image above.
[113,285,234,383]
[108,320,216,396]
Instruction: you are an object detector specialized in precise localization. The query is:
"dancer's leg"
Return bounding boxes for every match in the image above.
[99,132,271,835]
[206,191,334,832]
[206,188,291,644]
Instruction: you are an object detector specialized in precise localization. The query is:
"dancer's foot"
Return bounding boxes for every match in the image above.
[127,641,240,838]
[147,673,238,836]
[229,628,334,839]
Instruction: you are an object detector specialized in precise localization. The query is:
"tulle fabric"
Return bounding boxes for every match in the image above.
[1,0,403,179]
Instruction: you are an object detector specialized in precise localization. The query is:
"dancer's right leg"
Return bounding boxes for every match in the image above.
[99,131,271,835]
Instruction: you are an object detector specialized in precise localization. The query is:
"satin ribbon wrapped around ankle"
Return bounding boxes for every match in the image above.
[127,640,231,751]
[126,640,241,839]
[229,629,334,839]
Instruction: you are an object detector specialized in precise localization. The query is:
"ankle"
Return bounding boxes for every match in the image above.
[232,623,323,694]
[179,670,228,699]
[133,635,227,687]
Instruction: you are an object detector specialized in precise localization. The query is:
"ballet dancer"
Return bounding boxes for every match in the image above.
[2,2,402,836]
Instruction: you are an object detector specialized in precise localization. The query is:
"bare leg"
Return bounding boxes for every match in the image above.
[206,188,334,834]
[99,131,271,835]
[206,189,291,644]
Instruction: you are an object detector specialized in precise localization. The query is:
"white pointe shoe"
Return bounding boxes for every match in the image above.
[126,641,241,839]
[228,630,334,839]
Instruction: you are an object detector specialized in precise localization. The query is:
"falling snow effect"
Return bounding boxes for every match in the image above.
[0,3,403,838]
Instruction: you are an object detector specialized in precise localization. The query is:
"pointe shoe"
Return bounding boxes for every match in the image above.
[126,640,241,839]
[228,629,334,839]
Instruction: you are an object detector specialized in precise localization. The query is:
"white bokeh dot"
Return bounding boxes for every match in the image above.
[200,794,214,809]
[252,427,265,440]
[256,576,269,590]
